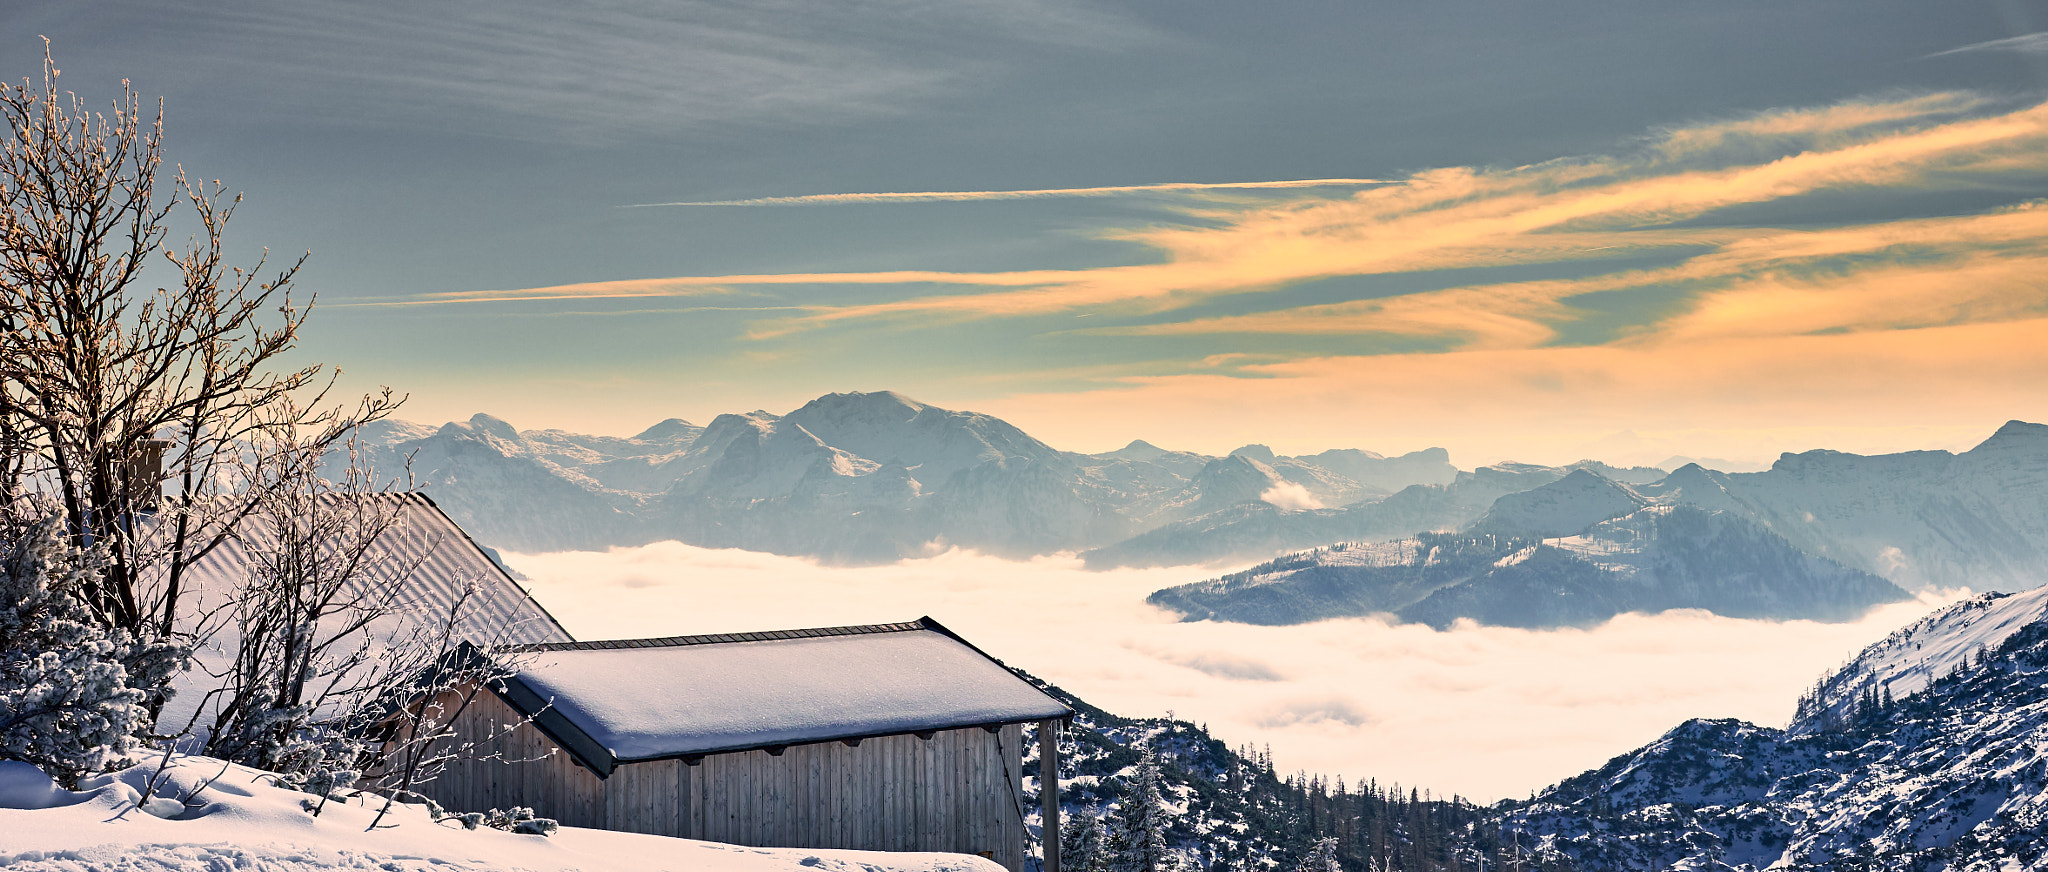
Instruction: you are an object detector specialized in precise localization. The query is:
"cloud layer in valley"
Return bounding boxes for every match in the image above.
[509,543,1957,802]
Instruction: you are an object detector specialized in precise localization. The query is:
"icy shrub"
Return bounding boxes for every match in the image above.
[447,806,558,837]
[0,520,181,787]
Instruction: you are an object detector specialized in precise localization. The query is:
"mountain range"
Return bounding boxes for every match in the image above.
[344,391,2048,600]
[342,390,1463,562]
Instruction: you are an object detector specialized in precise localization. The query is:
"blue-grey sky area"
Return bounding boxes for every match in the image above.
[9,1,2048,464]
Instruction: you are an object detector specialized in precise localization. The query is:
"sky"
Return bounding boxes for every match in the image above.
[9,2,2048,466]
[507,542,1961,802]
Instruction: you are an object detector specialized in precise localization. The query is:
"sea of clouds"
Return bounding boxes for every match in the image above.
[508,543,1956,802]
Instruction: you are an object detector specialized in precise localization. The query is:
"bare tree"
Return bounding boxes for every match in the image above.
[0,42,398,648]
[183,402,427,790]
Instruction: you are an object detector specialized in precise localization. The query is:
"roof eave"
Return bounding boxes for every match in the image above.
[613,713,1073,767]
[485,672,620,779]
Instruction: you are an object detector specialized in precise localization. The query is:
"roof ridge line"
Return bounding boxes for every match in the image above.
[509,620,929,652]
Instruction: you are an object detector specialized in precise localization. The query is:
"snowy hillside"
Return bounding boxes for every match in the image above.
[1149,504,1908,629]
[1789,586,2048,732]
[1503,590,2048,869]
[1015,676,1505,871]
[0,755,998,872]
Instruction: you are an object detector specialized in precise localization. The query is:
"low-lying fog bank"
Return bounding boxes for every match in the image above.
[510,544,1956,802]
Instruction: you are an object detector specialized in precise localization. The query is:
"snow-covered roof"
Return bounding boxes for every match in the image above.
[490,618,1072,776]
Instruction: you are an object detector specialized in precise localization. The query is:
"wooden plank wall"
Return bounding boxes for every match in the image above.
[414,688,607,828]
[429,699,1028,871]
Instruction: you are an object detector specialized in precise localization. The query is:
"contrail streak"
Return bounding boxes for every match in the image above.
[624,178,1389,207]
[1922,31,2048,58]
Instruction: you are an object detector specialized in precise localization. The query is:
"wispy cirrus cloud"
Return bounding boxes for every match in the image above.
[1924,31,2048,58]
[625,178,1390,207]
[111,0,1158,142]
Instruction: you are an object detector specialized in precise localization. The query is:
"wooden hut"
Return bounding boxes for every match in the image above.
[420,618,1073,870]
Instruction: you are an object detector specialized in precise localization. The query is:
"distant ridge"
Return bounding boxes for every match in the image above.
[339,390,1459,563]
[342,398,2048,592]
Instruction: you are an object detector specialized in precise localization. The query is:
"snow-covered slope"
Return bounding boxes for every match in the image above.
[1789,586,2048,732]
[0,756,998,872]
[1505,591,2048,870]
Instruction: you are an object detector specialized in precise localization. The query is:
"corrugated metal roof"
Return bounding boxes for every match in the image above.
[489,617,1073,776]
[166,492,572,647]
[155,493,574,737]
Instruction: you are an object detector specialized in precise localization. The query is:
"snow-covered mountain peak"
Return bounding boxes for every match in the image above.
[632,417,700,442]
[1229,444,1278,463]
[465,412,521,442]
[1192,454,1280,501]
[1103,439,1171,462]
[1973,418,2048,449]
[434,413,521,446]
[1634,462,1747,514]
[781,390,1061,488]
[790,390,927,420]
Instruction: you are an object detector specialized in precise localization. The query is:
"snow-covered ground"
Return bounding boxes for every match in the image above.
[0,756,1001,872]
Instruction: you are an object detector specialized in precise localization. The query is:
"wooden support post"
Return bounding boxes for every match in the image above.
[1038,719,1060,872]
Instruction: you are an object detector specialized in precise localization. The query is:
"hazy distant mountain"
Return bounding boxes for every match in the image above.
[1657,454,1772,473]
[342,414,679,552]
[344,391,1461,561]
[1657,421,2048,592]
[1083,460,1651,569]
[345,399,2048,588]
[1502,588,2048,869]
[1148,501,1907,629]
[1137,420,2048,590]
[1468,467,1648,537]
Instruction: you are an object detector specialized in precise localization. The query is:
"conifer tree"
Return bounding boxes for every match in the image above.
[0,519,179,786]
[1297,837,1341,872]
[1063,806,1109,872]
[1107,748,1173,872]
